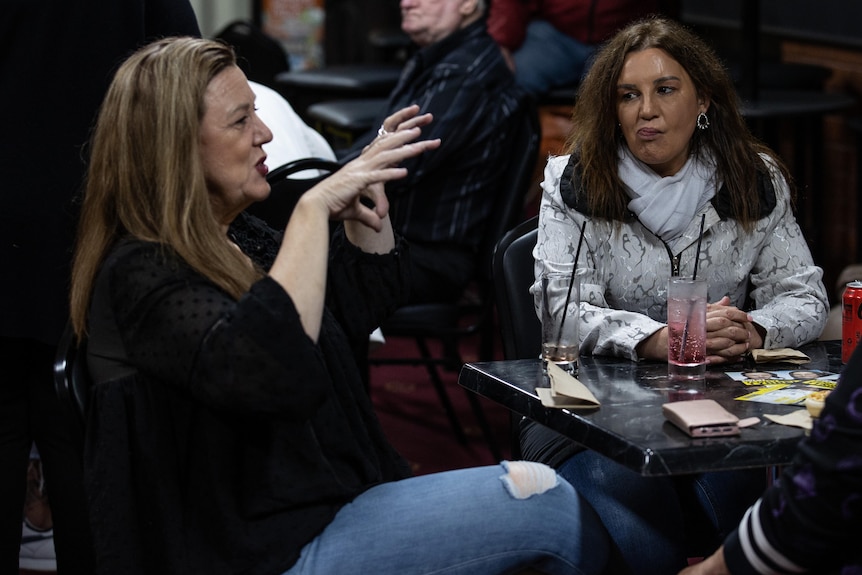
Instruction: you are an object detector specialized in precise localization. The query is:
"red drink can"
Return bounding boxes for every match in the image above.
[842,280,862,363]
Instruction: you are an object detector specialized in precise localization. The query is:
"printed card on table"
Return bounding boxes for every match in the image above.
[727,369,839,405]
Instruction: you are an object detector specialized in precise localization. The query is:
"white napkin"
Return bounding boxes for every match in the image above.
[765,409,812,431]
[751,348,810,365]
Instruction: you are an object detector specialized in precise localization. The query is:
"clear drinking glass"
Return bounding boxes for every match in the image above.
[540,271,579,374]
[667,277,708,381]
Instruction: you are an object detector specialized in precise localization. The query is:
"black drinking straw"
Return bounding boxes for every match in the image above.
[678,213,707,362]
[693,213,706,281]
[556,221,587,344]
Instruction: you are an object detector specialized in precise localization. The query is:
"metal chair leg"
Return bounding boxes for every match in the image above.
[464,390,503,461]
[415,337,469,445]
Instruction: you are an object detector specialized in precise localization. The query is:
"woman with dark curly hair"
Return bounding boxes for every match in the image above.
[521,16,828,574]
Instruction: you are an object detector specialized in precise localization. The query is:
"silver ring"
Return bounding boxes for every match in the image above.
[377,125,389,137]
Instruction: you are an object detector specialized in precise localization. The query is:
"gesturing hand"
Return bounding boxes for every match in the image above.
[308,105,439,231]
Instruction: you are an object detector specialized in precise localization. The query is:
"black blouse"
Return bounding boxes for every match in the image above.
[84,213,411,575]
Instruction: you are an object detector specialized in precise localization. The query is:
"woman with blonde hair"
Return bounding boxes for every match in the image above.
[70,36,610,575]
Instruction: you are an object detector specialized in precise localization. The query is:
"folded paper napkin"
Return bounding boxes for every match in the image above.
[765,409,812,431]
[536,362,601,409]
[751,348,810,365]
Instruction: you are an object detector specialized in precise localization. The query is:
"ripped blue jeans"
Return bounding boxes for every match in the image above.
[283,462,609,574]
[557,450,765,574]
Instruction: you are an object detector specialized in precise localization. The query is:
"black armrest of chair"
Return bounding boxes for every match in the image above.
[275,65,402,94]
[266,157,342,182]
[274,65,401,120]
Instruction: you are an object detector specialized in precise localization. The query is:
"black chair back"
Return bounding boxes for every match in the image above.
[493,216,540,360]
[246,157,342,230]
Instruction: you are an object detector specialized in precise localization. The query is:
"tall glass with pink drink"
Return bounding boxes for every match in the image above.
[667,277,707,380]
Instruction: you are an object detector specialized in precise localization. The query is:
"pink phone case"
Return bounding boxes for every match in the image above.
[662,399,740,437]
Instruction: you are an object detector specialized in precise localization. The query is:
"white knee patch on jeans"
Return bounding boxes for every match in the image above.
[499,460,559,499]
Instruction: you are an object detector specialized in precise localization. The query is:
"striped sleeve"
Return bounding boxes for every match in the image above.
[723,500,807,574]
[722,343,862,574]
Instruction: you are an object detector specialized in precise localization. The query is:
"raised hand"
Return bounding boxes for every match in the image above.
[308,105,439,231]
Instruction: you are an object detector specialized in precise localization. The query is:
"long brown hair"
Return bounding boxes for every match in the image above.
[70,37,263,336]
[567,16,793,226]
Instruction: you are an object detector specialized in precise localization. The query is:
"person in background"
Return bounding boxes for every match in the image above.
[0,1,200,572]
[69,36,610,575]
[348,0,527,305]
[487,0,660,96]
[679,345,862,574]
[521,16,829,574]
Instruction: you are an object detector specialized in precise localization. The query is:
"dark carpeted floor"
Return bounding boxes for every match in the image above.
[368,332,515,476]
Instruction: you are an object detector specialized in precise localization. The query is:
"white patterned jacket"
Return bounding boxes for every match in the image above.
[531,153,829,361]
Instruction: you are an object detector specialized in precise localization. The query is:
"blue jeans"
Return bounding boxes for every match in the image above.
[558,451,765,575]
[512,20,597,96]
[284,462,610,574]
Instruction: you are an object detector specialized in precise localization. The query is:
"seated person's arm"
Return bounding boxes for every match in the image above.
[635,300,765,364]
[681,345,862,575]
[745,161,829,349]
[272,108,439,340]
[533,158,666,362]
[102,242,331,420]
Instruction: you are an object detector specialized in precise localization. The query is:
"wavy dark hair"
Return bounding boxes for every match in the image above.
[566,15,793,228]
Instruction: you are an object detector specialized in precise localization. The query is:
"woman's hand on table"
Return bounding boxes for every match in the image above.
[705,296,764,364]
[637,296,766,363]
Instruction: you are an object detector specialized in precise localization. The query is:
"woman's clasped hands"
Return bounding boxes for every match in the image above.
[640,296,765,364]
[705,296,764,364]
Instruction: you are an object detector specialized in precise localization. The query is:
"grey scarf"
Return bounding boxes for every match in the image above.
[619,147,717,248]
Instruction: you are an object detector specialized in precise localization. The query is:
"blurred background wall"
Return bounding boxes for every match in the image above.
[188,0,252,38]
[187,0,402,66]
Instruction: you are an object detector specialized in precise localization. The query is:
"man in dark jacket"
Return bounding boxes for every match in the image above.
[350,0,527,304]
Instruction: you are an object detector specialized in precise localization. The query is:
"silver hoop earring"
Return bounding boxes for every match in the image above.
[696,112,709,130]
